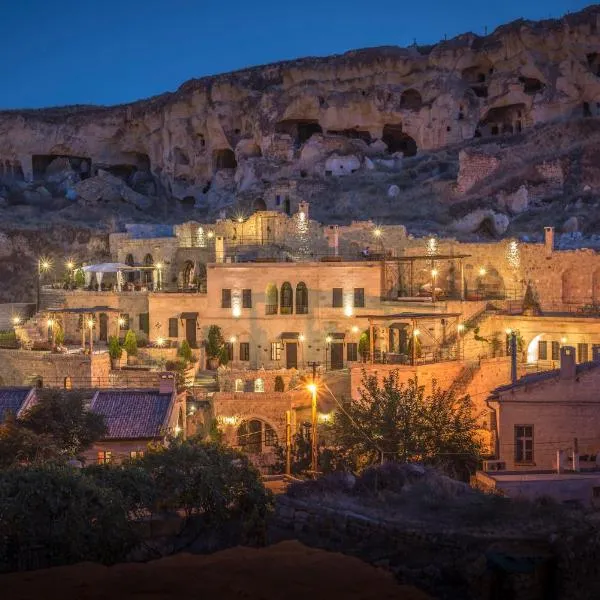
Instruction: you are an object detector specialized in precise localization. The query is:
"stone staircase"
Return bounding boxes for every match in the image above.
[449,361,480,396]
[39,288,67,310]
[14,314,48,348]
[192,370,219,398]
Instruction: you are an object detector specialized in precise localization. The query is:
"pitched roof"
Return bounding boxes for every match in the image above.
[0,388,34,423]
[90,390,174,440]
[490,361,600,397]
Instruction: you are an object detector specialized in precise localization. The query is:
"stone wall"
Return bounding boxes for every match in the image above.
[455,150,500,194]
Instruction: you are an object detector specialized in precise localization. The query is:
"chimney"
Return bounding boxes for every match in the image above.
[560,346,576,379]
[327,225,339,256]
[215,236,225,263]
[159,372,176,394]
[544,226,554,258]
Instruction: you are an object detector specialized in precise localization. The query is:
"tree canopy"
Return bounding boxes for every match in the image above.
[330,371,483,476]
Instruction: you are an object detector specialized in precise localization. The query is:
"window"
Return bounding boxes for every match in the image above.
[347,343,358,362]
[130,451,144,459]
[271,342,282,361]
[551,341,560,361]
[234,378,244,392]
[578,343,589,363]
[221,288,232,309]
[242,289,252,308]
[139,313,150,335]
[354,288,365,308]
[254,378,265,393]
[265,284,278,315]
[240,342,250,361]
[119,314,130,330]
[168,318,178,338]
[225,342,234,361]
[63,376,72,390]
[264,423,277,447]
[280,282,293,314]
[97,451,112,465]
[515,425,534,464]
[538,340,547,360]
[332,288,343,308]
[275,195,281,206]
[296,282,308,314]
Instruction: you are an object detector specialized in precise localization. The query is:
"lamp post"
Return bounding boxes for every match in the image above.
[37,258,51,313]
[325,335,332,371]
[47,318,55,348]
[307,382,318,475]
[431,268,438,303]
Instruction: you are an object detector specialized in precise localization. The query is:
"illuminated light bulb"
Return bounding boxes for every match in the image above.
[207,231,215,239]
[413,329,421,337]
[229,336,236,344]
[479,267,487,277]
[326,336,332,344]
[156,262,163,270]
[87,319,94,328]
[505,328,513,335]
[12,316,21,326]
[156,337,165,347]
[373,228,382,238]
[237,217,244,223]
[431,269,438,277]
[307,383,317,394]
[47,319,54,327]
[118,317,125,327]
[457,324,465,333]
[352,326,359,334]
[561,337,568,344]
[299,334,305,342]
[66,261,75,270]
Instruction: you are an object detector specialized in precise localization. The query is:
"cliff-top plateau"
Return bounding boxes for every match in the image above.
[2,4,600,293]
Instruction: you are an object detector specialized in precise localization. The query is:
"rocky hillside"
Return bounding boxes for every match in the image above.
[0,6,600,249]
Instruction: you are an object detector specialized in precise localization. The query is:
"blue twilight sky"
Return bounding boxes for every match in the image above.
[0,0,590,109]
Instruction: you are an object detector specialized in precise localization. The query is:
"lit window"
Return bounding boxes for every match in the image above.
[347,343,358,362]
[242,289,252,308]
[234,378,244,392]
[270,342,282,361]
[254,378,265,393]
[240,342,250,361]
[129,451,144,459]
[97,451,112,465]
[578,343,589,363]
[222,289,232,309]
[353,288,365,308]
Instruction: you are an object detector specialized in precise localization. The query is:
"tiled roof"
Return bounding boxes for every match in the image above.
[0,388,33,423]
[90,391,173,440]
[491,361,600,396]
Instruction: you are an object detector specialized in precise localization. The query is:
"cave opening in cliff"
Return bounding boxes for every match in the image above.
[275,119,322,146]
[213,149,237,171]
[400,89,422,110]
[32,154,91,181]
[476,104,526,138]
[382,124,417,157]
[103,164,137,181]
[519,77,545,96]
[587,53,600,77]
[461,61,493,98]
[326,129,372,143]
[174,147,190,166]
[254,198,267,211]
[180,196,196,210]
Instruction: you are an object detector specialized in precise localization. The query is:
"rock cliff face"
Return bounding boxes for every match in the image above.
[1,5,600,211]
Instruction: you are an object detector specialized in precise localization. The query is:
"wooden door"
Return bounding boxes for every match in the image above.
[185,318,197,348]
[99,313,108,342]
[331,343,344,370]
[286,342,298,369]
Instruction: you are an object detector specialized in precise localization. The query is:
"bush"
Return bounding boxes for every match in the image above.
[177,339,193,363]
[123,330,137,357]
[54,327,65,347]
[108,336,122,360]
[206,325,224,360]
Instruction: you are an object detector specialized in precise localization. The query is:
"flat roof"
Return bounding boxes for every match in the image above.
[46,306,120,313]
[393,254,471,260]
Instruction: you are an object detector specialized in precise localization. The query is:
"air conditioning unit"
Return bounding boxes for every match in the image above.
[483,460,506,472]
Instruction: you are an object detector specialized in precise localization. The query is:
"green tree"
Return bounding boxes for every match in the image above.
[74,268,85,288]
[206,325,224,360]
[177,339,193,363]
[19,390,107,459]
[108,335,122,360]
[330,371,482,475]
[123,329,138,357]
[0,413,59,468]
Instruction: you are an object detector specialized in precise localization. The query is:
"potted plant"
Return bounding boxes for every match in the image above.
[177,339,193,363]
[206,325,224,370]
[124,329,138,365]
[108,335,123,368]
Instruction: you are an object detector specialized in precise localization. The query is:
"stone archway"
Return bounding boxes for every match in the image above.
[237,419,278,454]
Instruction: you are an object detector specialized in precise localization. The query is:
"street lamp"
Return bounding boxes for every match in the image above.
[431,268,438,303]
[325,336,332,371]
[307,382,318,475]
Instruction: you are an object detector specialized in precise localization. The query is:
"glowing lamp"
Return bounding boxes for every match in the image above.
[318,412,333,424]
[174,426,182,435]
[479,267,487,277]
[299,334,305,342]
[344,305,354,317]
[307,383,317,394]
[373,228,382,238]
[561,337,568,344]
[156,337,165,347]
[207,231,215,239]
[12,316,21,326]
[325,336,332,344]
[47,319,54,327]
[39,259,51,271]
[118,317,125,327]
[457,324,465,333]
[66,261,75,270]
[156,262,163,270]
[505,328,513,335]
[413,329,421,337]
[431,269,438,277]
[229,336,236,344]
[351,326,359,334]
[87,319,94,329]
[232,305,241,318]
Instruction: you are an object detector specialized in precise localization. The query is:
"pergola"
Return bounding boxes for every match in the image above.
[82,263,163,290]
[357,311,463,365]
[46,306,121,351]
[388,253,471,300]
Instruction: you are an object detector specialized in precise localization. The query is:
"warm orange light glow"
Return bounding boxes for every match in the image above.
[325,336,332,344]
[431,269,438,277]
[299,334,305,342]
[373,228,382,238]
[156,337,165,347]
[413,329,421,336]
[12,316,21,326]
[307,383,317,394]
[479,267,487,277]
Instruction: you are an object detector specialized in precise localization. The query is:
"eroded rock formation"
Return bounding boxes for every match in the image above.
[1,5,600,208]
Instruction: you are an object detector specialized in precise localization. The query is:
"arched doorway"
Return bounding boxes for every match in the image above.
[183,260,195,288]
[237,419,277,454]
[265,284,278,315]
[125,253,135,282]
[254,198,267,211]
[143,254,154,285]
[296,282,308,314]
[280,282,293,315]
[527,334,545,364]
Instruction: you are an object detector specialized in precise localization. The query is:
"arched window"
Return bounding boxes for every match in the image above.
[125,253,135,282]
[280,282,293,314]
[237,419,277,454]
[143,254,154,285]
[183,260,195,288]
[296,282,308,314]
[265,284,278,315]
[63,376,72,390]
[254,378,265,393]
[234,378,244,392]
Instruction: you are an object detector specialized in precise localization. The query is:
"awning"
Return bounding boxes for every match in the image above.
[329,332,345,340]
[82,263,131,273]
[180,312,199,320]
[280,332,300,340]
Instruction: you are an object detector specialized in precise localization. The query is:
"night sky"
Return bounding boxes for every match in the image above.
[0,0,590,109]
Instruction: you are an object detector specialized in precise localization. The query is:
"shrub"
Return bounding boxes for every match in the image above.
[108,336,122,360]
[206,325,224,359]
[123,330,138,357]
[177,339,193,363]
[54,326,65,347]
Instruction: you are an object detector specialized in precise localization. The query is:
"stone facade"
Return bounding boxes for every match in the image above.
[455,150,500,194]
